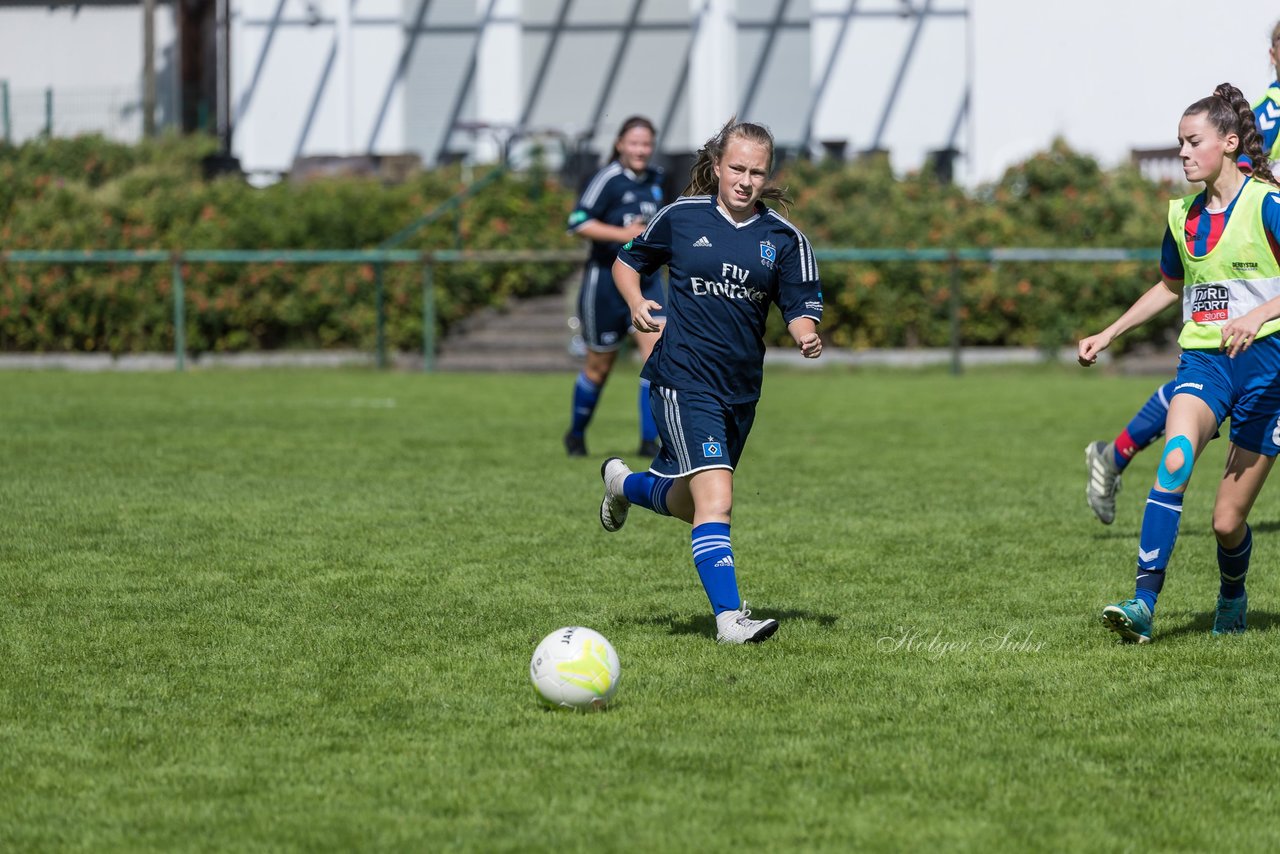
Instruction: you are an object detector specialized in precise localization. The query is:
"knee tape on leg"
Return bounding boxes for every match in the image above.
[1157,435,1194,490]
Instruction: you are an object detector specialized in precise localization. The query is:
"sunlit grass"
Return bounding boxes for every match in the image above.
[2,365,1278,851]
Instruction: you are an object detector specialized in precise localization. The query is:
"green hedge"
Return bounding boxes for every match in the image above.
[0,135,578,354]
[773,139,1173,353]
[0,134,1179,354]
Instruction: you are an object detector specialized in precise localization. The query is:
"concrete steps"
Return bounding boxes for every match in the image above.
[435,291,583,372]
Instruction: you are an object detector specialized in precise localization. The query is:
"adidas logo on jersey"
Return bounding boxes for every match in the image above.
[713,555,734,568]
[693,236,713,247]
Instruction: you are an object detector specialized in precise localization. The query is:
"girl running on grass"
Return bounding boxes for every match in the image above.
[1085,20,1280,525]
[563,116,666,459]
[596,118,823,644]
[1079,83,1280,643]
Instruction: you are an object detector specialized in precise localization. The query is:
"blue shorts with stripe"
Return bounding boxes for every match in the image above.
[1173,334,1280,456]
[577,261,665,352]
[647,385,757,477]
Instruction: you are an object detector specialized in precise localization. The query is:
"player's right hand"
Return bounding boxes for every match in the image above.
[1077,332,1112,367]
[630,300,663,333]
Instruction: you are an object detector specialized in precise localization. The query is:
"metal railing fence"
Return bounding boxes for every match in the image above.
[0,247,1162,373]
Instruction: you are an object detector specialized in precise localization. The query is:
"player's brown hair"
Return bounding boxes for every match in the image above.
[683,117,792,211]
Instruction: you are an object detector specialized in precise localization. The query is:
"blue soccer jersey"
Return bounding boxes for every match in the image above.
[567,162,665,268]
[1252,82,1280,160]
[616,195,823,403]
[1159,178,1280,280]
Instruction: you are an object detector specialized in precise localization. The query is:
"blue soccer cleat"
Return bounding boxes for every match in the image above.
[1101,598,1153,644]
[1212,591,1247,636]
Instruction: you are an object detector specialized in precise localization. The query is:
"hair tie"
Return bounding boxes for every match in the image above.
[1238,154,1254,173]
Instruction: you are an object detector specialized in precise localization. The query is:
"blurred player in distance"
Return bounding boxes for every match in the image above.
[598,117,823,644]
[1078,83,1280,643]
[1085,19,1280,524]
[563,116,666,458]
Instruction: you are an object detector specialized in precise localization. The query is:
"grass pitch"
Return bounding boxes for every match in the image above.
[2,364,1279,851]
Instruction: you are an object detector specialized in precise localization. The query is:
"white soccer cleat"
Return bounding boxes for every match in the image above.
[715,605,779,644]
[1085,440,1122,525]
[599,457,632,532]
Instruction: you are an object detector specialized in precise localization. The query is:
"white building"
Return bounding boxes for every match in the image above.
[2,0,1279,185]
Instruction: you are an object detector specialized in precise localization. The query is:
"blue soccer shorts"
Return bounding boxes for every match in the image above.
[1172,334,1280,456]
[577,261,666,352]
[646,385,758,477]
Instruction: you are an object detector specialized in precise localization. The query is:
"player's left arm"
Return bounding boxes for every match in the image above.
[776,232,824,359]
[1221,191,1280,356]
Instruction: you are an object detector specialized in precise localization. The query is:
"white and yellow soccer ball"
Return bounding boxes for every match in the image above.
[529,626,621,711]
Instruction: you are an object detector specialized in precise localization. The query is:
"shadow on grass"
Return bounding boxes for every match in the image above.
[1156,609,1280,641]
[623,609,840,637]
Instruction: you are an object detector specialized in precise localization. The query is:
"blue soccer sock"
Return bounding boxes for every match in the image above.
[691,522,741,615]
[1135,488,1183,614]
[1218,525,1252,600]
[1114,381,1176,470]
[638,378,658,444]
[569,372,602,437]
[622,471,673,516]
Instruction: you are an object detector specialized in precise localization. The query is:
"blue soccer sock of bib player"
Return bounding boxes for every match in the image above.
[691,522,741,615]
[622,471,673,516]
[1135,489,1183,613]
[1218,525,1252,600]
[569,372,601,437]
[1113,381,1176,470]
[638,378,658,444]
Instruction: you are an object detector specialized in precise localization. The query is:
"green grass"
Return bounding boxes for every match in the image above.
[3,364,1280,852]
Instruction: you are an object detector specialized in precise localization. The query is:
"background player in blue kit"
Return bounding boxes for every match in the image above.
[1085,19,1280,525]
[563,116,666,458]
[1079,83,1280,643]
[596,118,823,644]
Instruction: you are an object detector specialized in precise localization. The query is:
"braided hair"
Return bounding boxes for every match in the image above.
[1183,83,1277,186]
[682,117,793,211]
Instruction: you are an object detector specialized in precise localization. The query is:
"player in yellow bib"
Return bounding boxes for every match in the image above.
[1078,83,1280,643]
[1086,21,1280,524]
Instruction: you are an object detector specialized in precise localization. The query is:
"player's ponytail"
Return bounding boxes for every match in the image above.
[682,117,794,211]
[1185,83,1277,186]
[683,118,731,197]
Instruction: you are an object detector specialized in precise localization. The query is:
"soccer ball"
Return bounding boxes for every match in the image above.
[529,626,621,711]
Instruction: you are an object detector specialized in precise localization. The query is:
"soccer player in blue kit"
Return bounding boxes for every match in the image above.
[563,116,666,458]
[1084,20,1280,525]
[596,118,823,644]
[1079,83,1280,643]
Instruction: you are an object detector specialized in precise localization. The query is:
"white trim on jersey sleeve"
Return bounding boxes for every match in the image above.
[638,195,713,241]
[614,255,641,273]
[578,162,623,211]
[766,209,819,282]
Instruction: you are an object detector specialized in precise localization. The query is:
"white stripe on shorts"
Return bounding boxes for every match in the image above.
[660,386,691,470]
[582,263,599,345]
